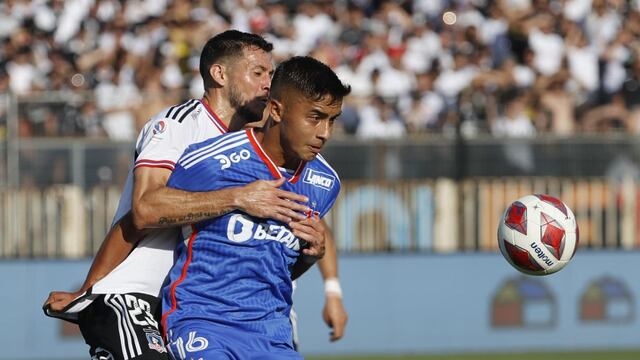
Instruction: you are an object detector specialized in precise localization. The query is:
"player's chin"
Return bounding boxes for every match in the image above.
[300,150,319,161]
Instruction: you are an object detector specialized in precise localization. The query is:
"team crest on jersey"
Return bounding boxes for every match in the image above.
[304,201,320,218]
[153,120,167,135]
[303,168,335,190]
[145,329,167,353]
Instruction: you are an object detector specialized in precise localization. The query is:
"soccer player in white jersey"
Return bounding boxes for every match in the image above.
[43,31,346,360]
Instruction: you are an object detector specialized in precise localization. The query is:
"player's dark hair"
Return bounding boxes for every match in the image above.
[270,56,351,104]
[199,30,273,89]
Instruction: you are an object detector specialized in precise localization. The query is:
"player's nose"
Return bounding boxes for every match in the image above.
[261,77,270,94]
[317,120,331,141]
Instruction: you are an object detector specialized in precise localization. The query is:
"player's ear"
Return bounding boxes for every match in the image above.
[269,98,284,124]
[209,63,226,86]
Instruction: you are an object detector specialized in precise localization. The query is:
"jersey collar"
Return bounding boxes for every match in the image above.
[200,99,229,133]
[246,128,305,183]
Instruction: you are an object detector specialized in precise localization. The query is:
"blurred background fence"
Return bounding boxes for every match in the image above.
[3,91,640,257]
[3,177,639,257]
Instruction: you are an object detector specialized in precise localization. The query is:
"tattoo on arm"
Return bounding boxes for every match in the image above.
[158,211,228,226]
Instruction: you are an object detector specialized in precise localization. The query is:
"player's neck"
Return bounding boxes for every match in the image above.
[201,92,241,130]
[256,127,302,170]
[203,92,265,132]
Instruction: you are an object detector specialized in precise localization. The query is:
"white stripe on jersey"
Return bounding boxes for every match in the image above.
[114,295,142,357]
[180,134,250,169]
[104,295,132,360]
[134,159,176,169]
[182,138,250,169]
[315,154,341,184]
[111,295,140,359]
[179,131,245,165]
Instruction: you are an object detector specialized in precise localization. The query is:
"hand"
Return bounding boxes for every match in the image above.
[43,290,83,312]
[236,178,310,223]
[289,216,325,258]
[323,295,348,342]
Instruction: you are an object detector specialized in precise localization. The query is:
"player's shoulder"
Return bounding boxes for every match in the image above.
[135,99,202,146]
[312,154,340,182]
[303,154,341,192]
[158,99,201,123]
[184,129,249,155]
[177,130,251,170]
[143,99,202,129]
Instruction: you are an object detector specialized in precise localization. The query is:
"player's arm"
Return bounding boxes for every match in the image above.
[44,165,313,311]
[288,219,347,341]
[317,222,348,342]
[44,212,143,311]
[132,166,310,229]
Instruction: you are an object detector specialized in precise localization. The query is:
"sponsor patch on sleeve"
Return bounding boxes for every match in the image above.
[303,168,335,191]
[152,120,167,135]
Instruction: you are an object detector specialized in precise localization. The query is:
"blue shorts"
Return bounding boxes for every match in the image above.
[166,321,302,360]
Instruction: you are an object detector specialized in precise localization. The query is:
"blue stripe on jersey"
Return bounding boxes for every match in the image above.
[162,130,340,346]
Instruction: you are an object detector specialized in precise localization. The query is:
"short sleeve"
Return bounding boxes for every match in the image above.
[134,118,193,171]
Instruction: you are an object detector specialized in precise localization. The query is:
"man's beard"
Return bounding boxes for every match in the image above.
[229,85,264,123]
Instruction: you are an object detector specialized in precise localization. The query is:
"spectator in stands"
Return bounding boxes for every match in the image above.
[404,71,444,133]
[2,0,640,137]
[357,95,406,139]
[490,89,536,138]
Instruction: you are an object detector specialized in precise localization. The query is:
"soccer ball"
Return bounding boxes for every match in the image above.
[498,194,579,276]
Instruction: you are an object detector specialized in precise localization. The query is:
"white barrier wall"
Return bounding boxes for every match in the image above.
[294,252,640,355]
[1,252,639,359]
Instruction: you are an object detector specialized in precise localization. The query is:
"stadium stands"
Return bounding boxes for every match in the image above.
[2,0,640,138]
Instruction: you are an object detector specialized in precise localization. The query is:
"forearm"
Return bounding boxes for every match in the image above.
[133,186,240,229]
[318,224,343,299]
[80,213,145,291]
[318,223,338,279]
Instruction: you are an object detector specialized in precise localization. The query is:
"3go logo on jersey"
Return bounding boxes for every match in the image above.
[214,149,250,170]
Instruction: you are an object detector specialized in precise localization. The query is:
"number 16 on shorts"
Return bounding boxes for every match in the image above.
[167,330,208,360]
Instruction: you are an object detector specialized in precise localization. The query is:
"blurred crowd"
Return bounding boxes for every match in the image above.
[2,0,640,140]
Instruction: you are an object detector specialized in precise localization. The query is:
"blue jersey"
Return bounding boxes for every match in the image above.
[161,129,340,347]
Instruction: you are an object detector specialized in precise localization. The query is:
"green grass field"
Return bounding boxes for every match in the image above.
[306,350,640,360]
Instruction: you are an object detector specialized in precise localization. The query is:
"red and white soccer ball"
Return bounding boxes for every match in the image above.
[498,194,579,276]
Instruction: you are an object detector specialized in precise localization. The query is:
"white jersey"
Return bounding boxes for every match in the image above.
[91,99,229,297]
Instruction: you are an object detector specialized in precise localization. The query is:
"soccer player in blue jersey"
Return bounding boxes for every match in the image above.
[161,56,350,359]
